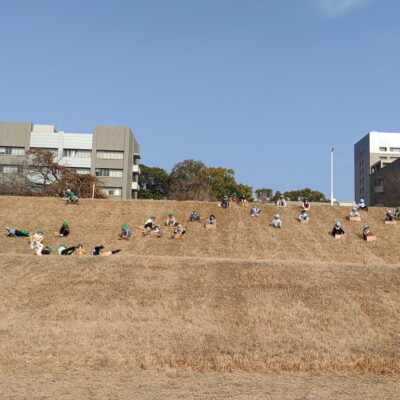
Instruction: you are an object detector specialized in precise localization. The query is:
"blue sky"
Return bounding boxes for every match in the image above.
[1,0,399,200]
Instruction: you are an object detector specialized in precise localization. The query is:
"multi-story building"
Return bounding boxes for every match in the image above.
[0,121,141,199]
[354,131,400,205]
[369,158,400,207]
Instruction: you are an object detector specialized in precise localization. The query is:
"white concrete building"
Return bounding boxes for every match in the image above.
[354,131,400,205]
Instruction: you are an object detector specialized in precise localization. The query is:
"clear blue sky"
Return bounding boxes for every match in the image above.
[1,0,399,200]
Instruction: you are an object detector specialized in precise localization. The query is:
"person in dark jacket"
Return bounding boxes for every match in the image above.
[332,221,345,237]
[5,227,30,237]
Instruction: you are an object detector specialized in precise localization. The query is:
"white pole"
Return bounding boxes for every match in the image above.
[92,183,95,199]
[330,147,335,206]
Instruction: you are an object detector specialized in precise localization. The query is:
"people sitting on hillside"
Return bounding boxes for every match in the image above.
[357,199,368,212]
[66,192,79,205]
[276,196,287,207]
[298,209,309,221]
[143,224,163,237]
[165,212,177,226]
[30,229,44,250]
[384,210,394,222]
[119,224,131,240]
[221,196,230,208]
[55,221,70,237]
[332,222,345,237]
[206,214,217,225]
[5,227,30,237]
[230,193,238,203]
[188,210,201,222]
[93,245,122,256]
[272,214,283,229]
[239,194,247,203]
[144,216,156,229]
[173,224,186,236]
[302,197,310,210]
[394,207,400,220]
[349,207,361,218]
[362,225,375,240]
[250,204,262,217]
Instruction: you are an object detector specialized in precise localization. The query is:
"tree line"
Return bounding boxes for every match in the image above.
[139,159,328,202]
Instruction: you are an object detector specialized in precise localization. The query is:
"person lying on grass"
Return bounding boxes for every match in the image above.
[332,222,345,237]
[5,227,29,237]
[30,229,44,249]
[93,245,122,256]
[58,243,85,256]
[119,224,131,240]
[32,243,53,256]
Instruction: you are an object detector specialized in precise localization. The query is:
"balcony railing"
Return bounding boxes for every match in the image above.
[374,186,384,193]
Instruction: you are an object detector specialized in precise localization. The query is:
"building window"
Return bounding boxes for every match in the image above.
[97,150,124,160]
[379,147,387,152]
[31,147,58,155]
[0,146,25,156]
[102,187,122,196]
[0,165,23,173]
[95,168,123,178]
[69,167,91,175]
[390,147,400,152]
[63,149,91,158]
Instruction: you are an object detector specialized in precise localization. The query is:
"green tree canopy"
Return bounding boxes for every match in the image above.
[283,188,328,202]
[138,164,170,199]
[255,188,273,203]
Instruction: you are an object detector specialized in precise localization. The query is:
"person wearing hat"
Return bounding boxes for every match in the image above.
[188,210,201,222]
[298,209,309,221]
[362,225,374,240]
[230,193,238,203]
[271,214,283,228]
[332,222,345,237]
[165,212,177,226]
[239,194,247,203]
[144,216,156,230]
[58,243,85,256]
[119,224,131,240]
[250,204,262,217]
[5,227,30,237]
[384,210,394,222]
[55,221,70,237]
[349,207,361,218]
[93,245,122,256]
[173,224,186,237]
[35,245,53,256]
[66,191,79,205]
[357,198,368,212]
[221,195,230,209]
[276,196,287,207]
[394,207,400,220]
[30,229,44,249]
[302,197,310,210]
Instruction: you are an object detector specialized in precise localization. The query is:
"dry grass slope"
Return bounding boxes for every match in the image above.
[0,196,399,397]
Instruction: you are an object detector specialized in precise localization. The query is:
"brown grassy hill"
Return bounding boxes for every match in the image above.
[0,196,399,264]
[0,195,399,398]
